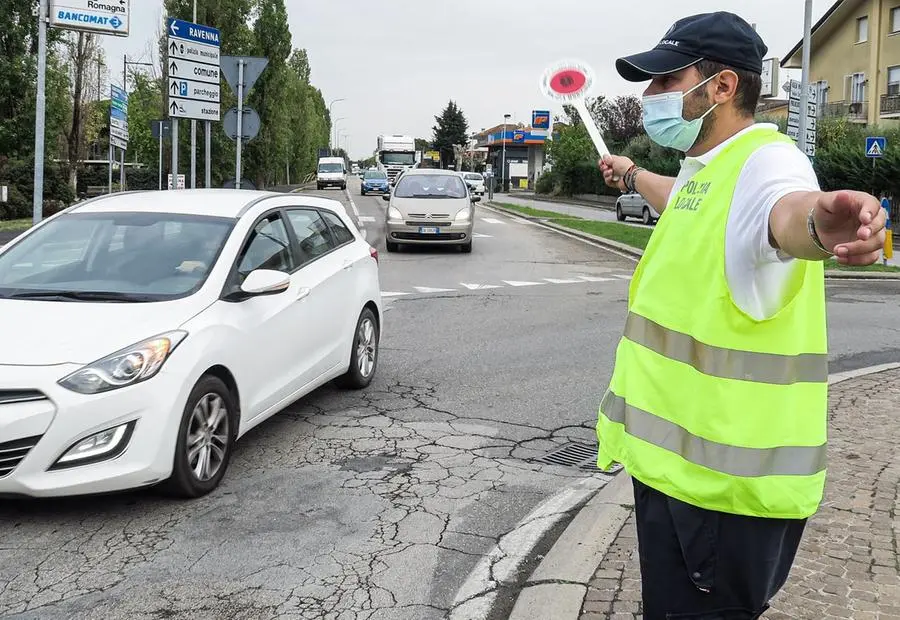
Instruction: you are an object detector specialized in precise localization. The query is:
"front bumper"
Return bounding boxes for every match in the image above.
[318,178,345,187]
[362,184,389,193]
[386,219,474,244]
[0,364,187,498]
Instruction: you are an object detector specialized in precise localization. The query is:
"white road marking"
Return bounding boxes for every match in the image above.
[613,274,633,280]
[414,286,457,293]
[473,233,493,238]
[480,218,504,224]
[381,292,410,298]
[503,280,544,287]
[460,283,502,290]
[358,216,376,223]
[544,278,582,284]
[344,186,361,217]
[579,275,615,282]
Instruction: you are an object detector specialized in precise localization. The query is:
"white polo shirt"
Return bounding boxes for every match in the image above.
[667,123,820,321]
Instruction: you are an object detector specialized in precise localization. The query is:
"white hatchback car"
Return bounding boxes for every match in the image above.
[462,172,485,196]
[0,190,382,498]
[615,192,660,225]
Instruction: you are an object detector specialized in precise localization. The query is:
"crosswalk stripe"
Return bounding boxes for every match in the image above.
[544,278,582,284]
[473,233,493,238]
[414,286,456,293]
[480,218,504,224]
[578,276,616,282]
[358,216,376,223]
[381,292,409,298]
[460,283,502,290]
[613,274,633,280]
[503,280,544,287]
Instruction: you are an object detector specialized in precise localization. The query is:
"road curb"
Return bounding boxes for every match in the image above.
[485,202,900,280]
[500,192,616,212]
[502,362,900,620]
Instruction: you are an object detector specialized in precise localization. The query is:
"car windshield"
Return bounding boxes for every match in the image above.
[364,171,387,180]
[464,173,483,181]
[394,174,467,199]
[0,212,234,302]
[318,163,344,173]
[381,152,415,166]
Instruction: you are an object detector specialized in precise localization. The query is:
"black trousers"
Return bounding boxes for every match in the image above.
[633,478,806,620]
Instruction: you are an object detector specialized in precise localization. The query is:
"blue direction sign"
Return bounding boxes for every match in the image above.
[866,136,886,158]
[166,18,221,122]
[110,84,129,145]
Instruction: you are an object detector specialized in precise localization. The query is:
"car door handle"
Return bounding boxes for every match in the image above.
[295,287,311,302]
[341,259,354,271]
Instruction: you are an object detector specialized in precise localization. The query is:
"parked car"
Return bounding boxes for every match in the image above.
[361,170,390,195]
[462,172,485,196]
[616,192,660,225]
[0,189,382,498]
[382,169,479,253]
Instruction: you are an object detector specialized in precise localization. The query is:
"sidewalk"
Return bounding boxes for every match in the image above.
[505,366,900,619]
[576,367,900,620]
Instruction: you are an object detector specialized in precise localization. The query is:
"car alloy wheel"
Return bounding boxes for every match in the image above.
[336,307,379,389]
[642,207,651,225]
[187,393,230,482]
[616,205,626,221]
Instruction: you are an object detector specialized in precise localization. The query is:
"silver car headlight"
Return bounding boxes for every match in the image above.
[58,331,188,394]
[455,207,472,222]
[388,206,403,221]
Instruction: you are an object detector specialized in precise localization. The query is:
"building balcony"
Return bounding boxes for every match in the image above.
[880,93,900,118]
[821,100,868,122]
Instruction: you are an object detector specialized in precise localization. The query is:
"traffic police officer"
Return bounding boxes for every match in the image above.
[597,12,887,618]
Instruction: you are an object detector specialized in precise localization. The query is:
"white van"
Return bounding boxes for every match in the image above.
[317,157,347,190]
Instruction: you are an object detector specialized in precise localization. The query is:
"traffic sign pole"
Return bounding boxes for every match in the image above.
[191,2,197,190]
[171,120,179,191]
[158,131,163,191]
[205,122,211,187]
[32,0,48,224]
[236,59,244,191]
[798,0,813,156]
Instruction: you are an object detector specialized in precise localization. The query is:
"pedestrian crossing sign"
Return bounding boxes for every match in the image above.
[866,136,886,158]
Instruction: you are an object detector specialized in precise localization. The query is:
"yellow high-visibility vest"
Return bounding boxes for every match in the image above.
[597,128,828,519]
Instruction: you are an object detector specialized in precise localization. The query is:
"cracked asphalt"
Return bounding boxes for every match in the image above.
[1,181,898,619]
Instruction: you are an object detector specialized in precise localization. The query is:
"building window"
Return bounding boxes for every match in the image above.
[815,81,829,105]
[892,7,900,33]
[851,72,866,102]
[857,16,869,42]
[889,66,900,96]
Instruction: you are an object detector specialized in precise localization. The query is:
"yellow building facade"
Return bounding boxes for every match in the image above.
[782,0,900,126]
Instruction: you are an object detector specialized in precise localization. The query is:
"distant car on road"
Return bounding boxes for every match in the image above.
[383,169,479,253]
[462,172,485,196]
[0,189,382,498]
[616,192,659,225]
[360,170,390,196]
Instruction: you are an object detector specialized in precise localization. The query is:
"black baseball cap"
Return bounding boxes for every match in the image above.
[616,12,768,82]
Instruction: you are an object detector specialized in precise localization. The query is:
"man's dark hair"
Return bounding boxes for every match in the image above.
[696,60,761,117]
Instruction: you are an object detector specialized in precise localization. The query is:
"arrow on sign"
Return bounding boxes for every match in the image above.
[169,40,178,55]
[169,20,180,36]
[170,101,179,115]
[170,81,179,95]
[169,61,178,74]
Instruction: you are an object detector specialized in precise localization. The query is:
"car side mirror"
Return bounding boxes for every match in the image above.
[240,269,291,296]
[471,195,481,203]
[381,194,391,202]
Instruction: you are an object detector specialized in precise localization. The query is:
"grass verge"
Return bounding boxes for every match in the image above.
[0,219,31,232]
[824,259,900,273]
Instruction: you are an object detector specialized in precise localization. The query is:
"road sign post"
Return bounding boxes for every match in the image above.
[109,84,129,193]
[785,79,817,156]
[33,0,48,225]
[167,17,221,189]
[221,56,269,190]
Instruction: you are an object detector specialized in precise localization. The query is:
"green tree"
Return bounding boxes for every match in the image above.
[432,100,468,167]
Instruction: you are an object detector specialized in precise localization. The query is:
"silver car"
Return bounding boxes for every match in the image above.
[383,169,479,253]
[616,192,660,225]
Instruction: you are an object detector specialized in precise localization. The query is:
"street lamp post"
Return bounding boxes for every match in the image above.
[501,113,511,193]
[328,98,346,151]
[332,118,346,155]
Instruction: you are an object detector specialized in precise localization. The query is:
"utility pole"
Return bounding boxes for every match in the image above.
[501,113,511,194]
[328,98,346,151]
[32,0,48,224]
[798,0,813,156]
[191,0,197,188]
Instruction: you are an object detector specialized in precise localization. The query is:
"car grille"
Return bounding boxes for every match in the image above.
[405,221,452,227]
[0,435,42,479]
[407,213,450,219]
[0,390,47,405]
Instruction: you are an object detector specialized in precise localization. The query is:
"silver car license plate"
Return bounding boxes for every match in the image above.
[418,227,439,234]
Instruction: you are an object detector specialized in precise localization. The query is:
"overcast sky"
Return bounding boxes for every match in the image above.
[103,0,833,159]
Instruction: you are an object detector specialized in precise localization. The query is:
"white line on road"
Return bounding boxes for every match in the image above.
[544,278,582,284]
[414,286,457,293]
[480,218,505,224]
[460,283,502,290]
[503,280,544,287]
[473,233,493,238]
[344,186,361,217]
[381,292,410,298]
[578,275,615,282]
[613,274,632,280]
[358,216,376,223]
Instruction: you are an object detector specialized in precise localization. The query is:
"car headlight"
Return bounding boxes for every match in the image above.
[388,206,403,221]
[455,207,472,222]
[58,331,187,394]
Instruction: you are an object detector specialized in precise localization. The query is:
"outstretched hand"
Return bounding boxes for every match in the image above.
[814,191,887,265]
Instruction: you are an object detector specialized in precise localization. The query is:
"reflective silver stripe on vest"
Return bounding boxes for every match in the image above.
[625,313,828,385]
[600,392,827,478]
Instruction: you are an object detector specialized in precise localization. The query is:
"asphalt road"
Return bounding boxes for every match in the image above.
[0,179,897,620]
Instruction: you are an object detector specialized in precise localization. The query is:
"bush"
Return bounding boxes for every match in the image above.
[0,158,73,220]
[535,169,558,194]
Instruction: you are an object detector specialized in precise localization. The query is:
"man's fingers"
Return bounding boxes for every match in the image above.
[835,229,887,259]
[835,250,883,266]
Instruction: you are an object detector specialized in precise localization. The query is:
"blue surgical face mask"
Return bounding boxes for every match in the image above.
[642,73,720,152]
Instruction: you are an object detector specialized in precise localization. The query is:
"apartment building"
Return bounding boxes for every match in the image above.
[781,0,900,126]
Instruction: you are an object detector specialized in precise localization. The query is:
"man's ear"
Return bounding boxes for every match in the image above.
[712,70,739,105]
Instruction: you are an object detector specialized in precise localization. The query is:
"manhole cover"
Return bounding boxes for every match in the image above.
[535,442,623,474]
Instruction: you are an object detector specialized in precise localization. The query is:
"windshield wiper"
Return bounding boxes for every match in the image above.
[6,290,156,302]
